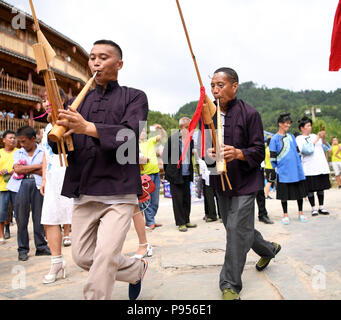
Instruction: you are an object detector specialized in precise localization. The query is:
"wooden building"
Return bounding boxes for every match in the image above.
[0,0,90,133]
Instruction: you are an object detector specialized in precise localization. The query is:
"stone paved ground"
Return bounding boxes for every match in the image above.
[0,188,340,300]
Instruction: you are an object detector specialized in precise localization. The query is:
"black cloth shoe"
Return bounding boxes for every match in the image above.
[259,216,274,224]
[4,230,10,239]
[129,259,148,300]
[318,209,330,215]
[35,247,51,256]
[18,252,28,261]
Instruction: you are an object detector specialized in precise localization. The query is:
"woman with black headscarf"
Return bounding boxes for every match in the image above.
[296,117,331,216]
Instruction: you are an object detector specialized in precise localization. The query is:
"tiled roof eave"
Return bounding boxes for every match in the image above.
[0,89,41,102]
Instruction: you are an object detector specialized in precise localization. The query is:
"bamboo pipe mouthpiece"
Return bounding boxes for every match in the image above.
[48,72,97,142]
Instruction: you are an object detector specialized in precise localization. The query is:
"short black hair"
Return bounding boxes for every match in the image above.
[3,130,15,139]
[277,113,292,124]
[214,67,239,84]
[298,116,312,130]
[93,40,123,59]
[16,126,36,139]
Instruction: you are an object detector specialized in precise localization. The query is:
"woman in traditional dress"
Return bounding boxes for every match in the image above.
[296,117,331,216]
[269,113,308,224]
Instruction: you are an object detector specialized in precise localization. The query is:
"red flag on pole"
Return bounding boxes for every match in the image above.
[177,86,206,167]
[329,1,341,71]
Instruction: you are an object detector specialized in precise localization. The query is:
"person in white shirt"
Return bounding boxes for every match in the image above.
[0,109,7,120]
[7,110,15,119]
[22,112,29,120]
[296,117,331,216]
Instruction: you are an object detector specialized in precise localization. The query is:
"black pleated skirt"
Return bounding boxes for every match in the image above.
[305,174,331,192]
[276,179,308,201]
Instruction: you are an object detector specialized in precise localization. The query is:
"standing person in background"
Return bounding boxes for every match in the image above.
[255,159,274,224]
[7,126,50,261]
[22,112,29,121]
[198,158,221,222]
[7,110,15,120]
[131,205,153,259]
[330,137,341,189]
[0,130,17,244]
[163,117,197,232]
[0,110,6,120]
[0,110,7,120]
[296,117,331,216]
[269,113,308,225]
[40,88,73,284]
[139,124,165,230]
[264,137,276,199]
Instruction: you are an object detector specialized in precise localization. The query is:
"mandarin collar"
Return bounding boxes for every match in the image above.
[96,80,119,94]
[214,98,237,112]
[226,98,237,109]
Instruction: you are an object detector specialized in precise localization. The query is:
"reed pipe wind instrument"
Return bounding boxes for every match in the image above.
[48,72,97,143]
[216,99,232,191]
[175,0,232,190]
[28,0,96,166]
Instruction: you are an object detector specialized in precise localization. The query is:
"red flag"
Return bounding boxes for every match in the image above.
[177,86,206,167]
[329,1,341,71]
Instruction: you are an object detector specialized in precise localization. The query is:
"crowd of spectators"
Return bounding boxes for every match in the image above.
[0,109,30,121]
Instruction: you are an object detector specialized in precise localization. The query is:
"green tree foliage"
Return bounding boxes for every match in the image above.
[147,110,178,136]
[174,101,198,121]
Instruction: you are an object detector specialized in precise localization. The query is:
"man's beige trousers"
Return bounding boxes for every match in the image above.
[72,201,144,300]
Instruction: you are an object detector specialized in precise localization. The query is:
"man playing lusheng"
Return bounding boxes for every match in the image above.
[52,40,148,300]
[206,67,281,300]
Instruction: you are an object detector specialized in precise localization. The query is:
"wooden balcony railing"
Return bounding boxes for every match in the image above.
[0,74,44,97]
[0,118,47,133]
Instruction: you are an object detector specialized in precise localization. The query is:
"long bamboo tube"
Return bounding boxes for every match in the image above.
[175,0,231,190]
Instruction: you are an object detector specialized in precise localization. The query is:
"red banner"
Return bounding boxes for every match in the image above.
[329,1,341,71]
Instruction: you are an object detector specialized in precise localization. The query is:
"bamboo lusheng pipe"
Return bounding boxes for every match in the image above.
[175,0,216,121]
[175,0,231,190]
[29,0,56,64]
[216,100,232,191]
[29,0,69,166]
[48,72,97,143]
[216,100,226,175]
[43,70,68,166]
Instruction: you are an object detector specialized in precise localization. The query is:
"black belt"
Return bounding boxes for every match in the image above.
[23,174,34,179]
